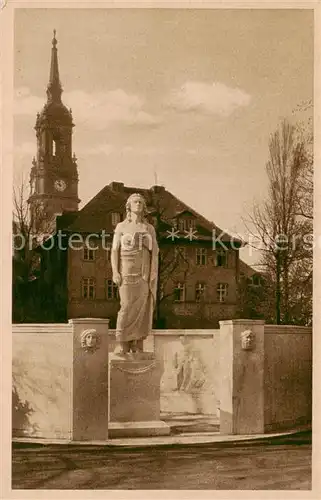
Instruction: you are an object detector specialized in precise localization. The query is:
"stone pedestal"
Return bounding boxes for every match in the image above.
[219,319,265,435]
[70,318,110,441]
[108,352,170,438]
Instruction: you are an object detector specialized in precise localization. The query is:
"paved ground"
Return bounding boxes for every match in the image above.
[12,431,311,490]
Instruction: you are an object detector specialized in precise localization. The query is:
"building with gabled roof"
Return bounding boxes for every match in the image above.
[15,32,259,328]
[32,180,245,328]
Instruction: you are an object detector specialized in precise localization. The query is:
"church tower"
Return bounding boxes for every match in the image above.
[28,30,80,230]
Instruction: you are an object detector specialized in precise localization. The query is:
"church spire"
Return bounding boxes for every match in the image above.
[46,29,62,103]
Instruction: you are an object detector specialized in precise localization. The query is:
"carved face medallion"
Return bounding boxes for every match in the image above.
[80,329,101,353]
[241,329,255,351]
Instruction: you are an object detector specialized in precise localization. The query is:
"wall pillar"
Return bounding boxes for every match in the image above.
[219,319,265,434]
[69,318,109,441]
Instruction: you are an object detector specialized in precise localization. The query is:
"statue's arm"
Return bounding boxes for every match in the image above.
[111,224,122,286]
[149,224,159,288]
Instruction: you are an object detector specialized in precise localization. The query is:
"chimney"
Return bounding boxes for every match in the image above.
[109,182,124,192]
[151,185,165,194]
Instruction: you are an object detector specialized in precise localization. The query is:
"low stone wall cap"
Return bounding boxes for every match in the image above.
[219,319,265,325]
[69,318,110,324]
[151,329,219,336]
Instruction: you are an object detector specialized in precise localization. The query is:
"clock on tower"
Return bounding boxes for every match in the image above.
[54,179,67,192]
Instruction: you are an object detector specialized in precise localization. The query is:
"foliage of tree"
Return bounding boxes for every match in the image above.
[236,274,270,321]
[12,178,59,322]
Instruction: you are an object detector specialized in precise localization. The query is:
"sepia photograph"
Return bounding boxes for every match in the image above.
[1,2,319,495]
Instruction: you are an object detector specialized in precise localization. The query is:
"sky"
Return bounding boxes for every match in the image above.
[13,8,313,265]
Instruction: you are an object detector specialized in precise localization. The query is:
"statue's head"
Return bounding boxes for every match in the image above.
[126,193,147,221]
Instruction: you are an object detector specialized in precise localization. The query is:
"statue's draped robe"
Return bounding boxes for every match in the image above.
[112,221,159,343]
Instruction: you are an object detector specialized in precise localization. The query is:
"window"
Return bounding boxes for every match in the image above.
[215,249,227,267]
[217,283,228,303]
[174,282,185,302]
[30,176,36,194]
[112,212,121,226]
[82,278,96,299]
[196,248,207,266]
[106,279,118,300]
[249,274,262,287]
[105,245,112,262]
[83,247,95,261]
[178,218,196,232]
[195,283,206,302]
[38,178,44,194]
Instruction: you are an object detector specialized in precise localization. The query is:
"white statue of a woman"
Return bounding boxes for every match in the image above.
[111,193,159,356]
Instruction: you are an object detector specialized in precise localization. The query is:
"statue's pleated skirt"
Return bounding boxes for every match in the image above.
[116,277,153,342]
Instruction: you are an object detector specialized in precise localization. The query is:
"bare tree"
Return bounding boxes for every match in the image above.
[293,100,313,222]
[244,119,312,325]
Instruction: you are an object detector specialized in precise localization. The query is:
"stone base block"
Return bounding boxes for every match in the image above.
[109,353,162,423]
[108,421,170,438]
